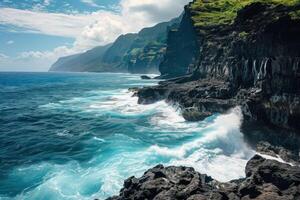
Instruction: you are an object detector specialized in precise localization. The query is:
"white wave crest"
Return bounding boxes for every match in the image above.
[147,107,255,182]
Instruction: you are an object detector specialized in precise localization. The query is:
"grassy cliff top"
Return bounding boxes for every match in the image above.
[189,0,300,27]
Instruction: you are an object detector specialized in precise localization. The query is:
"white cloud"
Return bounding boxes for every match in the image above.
[31,0,52,11]
[81,0,100,8]
[0,0,189,46]
[6,40,14,45]
[0,0,190,71]
[0,53,9,60]
[121,0,189,22]
[0,46,76,72]
[44,0,51,6]
[18,46,75,60]
[0,8,94,38]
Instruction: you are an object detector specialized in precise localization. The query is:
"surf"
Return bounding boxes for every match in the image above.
[0,72,255,200]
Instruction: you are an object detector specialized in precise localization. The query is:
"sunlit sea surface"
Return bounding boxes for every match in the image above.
[0,72,254,200]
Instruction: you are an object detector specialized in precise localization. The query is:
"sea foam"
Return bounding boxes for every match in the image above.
[2,74,255,200]
[148,107,255,182]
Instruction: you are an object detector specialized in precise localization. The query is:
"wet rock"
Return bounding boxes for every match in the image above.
[256,141,300,165]
[137,86,169,104]
[141,75,152,80]
[107,152,300,200]
[182,107,212,121]
[107,165,214,200]
[242,154,300,199]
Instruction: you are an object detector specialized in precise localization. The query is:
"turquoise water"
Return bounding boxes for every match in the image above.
[0,72,254,200]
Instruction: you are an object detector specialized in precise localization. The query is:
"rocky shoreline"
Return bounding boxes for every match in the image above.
[136,2,300,132]
[107,142,300,200]
[106,1,300,199]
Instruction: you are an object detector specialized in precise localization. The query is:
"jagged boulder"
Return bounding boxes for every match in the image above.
[182,107,212,121]
[107,153,300,200]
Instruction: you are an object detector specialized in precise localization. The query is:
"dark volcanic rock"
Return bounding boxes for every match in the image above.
[137,86,169,105]
[137,2,300,132]
[107,154,300,200]
[242,155,300,199]
[158,7,199,79]
[141,75,152,80]
[182,107,212,121]
[137,77,238,117]
[107,165,215,200]
[256,141,300,166]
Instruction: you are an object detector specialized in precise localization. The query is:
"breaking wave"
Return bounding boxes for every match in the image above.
[0,72,254,200]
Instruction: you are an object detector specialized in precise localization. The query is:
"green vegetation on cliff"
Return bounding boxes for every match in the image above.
[190,0,300,27]
[289,9,300,19]
[125,41,167,74]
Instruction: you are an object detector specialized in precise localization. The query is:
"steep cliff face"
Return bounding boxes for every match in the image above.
[101,33,138,70]
[126,17,181,74]
[191,2,300,130]
[137,1,300,132]
[126,42,166,74]
[159,8,199,78]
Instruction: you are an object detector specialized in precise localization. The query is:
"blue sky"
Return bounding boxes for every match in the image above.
[0,0,120,13]
[0,0,190,71]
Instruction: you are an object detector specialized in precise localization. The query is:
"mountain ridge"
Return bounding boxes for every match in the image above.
[49,17,181,73]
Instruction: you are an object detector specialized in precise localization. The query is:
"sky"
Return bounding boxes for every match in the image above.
[0,0,190,72]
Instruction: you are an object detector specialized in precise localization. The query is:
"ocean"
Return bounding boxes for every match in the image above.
[0,72,254,200]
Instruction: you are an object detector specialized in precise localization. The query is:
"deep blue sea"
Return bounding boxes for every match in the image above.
[0,72,254,200]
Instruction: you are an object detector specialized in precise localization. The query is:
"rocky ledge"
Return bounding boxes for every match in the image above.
[107,143,300,200]
[137,74,238,121]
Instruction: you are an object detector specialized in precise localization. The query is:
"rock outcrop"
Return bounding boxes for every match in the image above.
[141,75,152,80]
[257,141,300,166]
[137,1,300,132]
[107,143,300,200]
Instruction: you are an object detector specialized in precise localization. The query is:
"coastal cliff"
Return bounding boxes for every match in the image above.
[137,0,300,132]
[158,7,199,78]
[49,44,112,72]
[50,18,180,74]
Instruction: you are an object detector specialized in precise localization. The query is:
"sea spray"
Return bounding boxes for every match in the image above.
[0,73,255,200]
[148,107,255,182]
